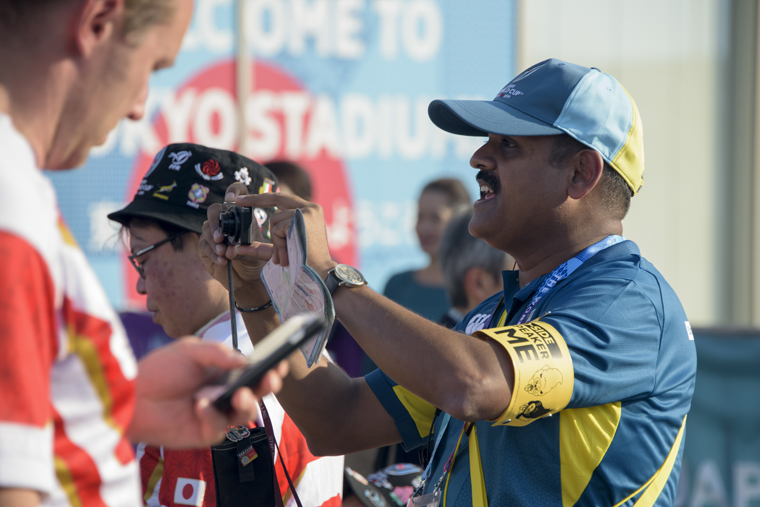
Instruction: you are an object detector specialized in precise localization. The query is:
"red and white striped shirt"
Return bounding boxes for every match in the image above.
[137,311,344,507]
[0,114,141,506]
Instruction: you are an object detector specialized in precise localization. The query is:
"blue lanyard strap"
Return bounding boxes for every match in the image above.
[419,412,451,486]
[517,235,624,324]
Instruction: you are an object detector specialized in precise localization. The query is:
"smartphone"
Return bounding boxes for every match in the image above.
[212,312,327,412]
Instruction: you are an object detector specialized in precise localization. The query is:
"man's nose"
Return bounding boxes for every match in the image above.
[470,142,495,171]
[127,85,149,121]
[136,273,146,295]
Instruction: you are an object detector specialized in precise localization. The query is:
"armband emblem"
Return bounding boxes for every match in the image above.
[525,365,564,396]
[474,320,573,427]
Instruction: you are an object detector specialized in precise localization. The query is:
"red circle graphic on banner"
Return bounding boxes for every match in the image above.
[123,60,356,309]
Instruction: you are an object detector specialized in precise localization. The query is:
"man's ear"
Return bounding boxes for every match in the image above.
[74,0,125,56]
[567,149,604,200]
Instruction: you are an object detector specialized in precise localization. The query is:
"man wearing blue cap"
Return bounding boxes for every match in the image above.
[200,59,697,506]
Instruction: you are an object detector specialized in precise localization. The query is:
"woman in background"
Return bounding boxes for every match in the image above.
[383,178,471,322]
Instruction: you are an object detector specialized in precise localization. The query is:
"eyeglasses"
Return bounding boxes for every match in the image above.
[128,231,188,279]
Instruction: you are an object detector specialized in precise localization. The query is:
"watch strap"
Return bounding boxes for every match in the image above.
[325,270,341,295]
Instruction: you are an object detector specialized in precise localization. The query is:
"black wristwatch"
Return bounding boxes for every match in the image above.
[325,264,367,295]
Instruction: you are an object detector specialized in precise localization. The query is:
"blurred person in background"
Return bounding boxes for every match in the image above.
[109,144,344,507]
[365,178,471,376]
[265,160,313,201]
[0,2,281,506]
[383,178,472,324]
[438,208,513,329]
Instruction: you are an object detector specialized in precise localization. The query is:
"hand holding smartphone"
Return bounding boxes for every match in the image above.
[212,313,327,412]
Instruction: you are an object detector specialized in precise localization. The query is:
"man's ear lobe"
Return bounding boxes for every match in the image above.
[75,0,124,56]
[567,149,604,200]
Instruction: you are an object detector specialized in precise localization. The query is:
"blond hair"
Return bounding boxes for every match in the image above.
[0,0,175,39]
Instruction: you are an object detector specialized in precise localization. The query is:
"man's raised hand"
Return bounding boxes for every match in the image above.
[198,182,274,305]
[233,192,337,279]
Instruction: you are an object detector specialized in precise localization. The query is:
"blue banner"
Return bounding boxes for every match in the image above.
[48,0,516,310]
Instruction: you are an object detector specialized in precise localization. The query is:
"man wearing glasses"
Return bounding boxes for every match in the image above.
[108,143,345,507]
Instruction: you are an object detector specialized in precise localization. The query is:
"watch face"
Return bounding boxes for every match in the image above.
[334,264,365,286]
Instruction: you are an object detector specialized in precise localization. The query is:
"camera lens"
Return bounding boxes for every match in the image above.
[218,207,240,241]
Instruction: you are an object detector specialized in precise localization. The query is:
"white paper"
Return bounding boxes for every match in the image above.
[261,209,335,367]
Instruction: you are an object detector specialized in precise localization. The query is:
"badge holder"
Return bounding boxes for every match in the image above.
[409,489,441,507]
[209,261,304,507]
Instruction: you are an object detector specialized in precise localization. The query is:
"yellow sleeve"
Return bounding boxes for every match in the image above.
[474,320,574,427]
[392,385,438,439]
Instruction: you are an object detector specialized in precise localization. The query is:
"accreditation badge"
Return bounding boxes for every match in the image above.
[408,489,440,507]
[474,320,574,427]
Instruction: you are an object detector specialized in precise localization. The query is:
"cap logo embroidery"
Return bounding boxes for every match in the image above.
[195,160,224,181]
[511,61,548,83]
[495,84,524,100]
[152,181,177,201]
[137,179,153,196]
[187,183,209,209]
[235,167,252,185]
[168,150,192,170]
[259,178,275,194]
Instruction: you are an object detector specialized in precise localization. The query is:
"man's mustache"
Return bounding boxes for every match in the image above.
[476,170,501,192]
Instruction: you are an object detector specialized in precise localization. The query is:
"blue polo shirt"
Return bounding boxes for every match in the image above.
[366,240,696,507]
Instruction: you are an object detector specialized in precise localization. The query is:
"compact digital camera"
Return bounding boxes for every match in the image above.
[218,203,254,245]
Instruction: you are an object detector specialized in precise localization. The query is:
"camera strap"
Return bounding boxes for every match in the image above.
[227,262,238,351]
[260,400,304,507]
[226,261,303,507]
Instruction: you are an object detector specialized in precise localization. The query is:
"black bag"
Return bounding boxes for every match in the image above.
[211,425,276,507]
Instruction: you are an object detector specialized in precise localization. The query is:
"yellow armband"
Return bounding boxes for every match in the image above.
[474,320,574,427]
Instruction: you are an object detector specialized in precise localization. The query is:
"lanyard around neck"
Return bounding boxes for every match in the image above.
[516,235,624,325]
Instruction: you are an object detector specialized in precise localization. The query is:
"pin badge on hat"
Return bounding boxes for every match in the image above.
[259,178,275,194]
[168,150,192,170]
[235,167,252,185]
[195,159,224,181]
[137,180,153,196]
[153,181,177,200]
[254,208,267,226]
[187,183,210,208]
[144,146,167,179]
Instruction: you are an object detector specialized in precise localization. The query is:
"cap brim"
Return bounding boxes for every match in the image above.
[429,99,564,137]
[108,199,205,235]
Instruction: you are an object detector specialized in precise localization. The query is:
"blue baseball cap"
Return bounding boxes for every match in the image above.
[428,58,645,195]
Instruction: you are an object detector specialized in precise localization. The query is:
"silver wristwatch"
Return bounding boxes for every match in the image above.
[325,264,367,295]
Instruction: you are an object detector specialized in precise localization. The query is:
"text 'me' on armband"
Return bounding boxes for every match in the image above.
[473,320,574,427]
